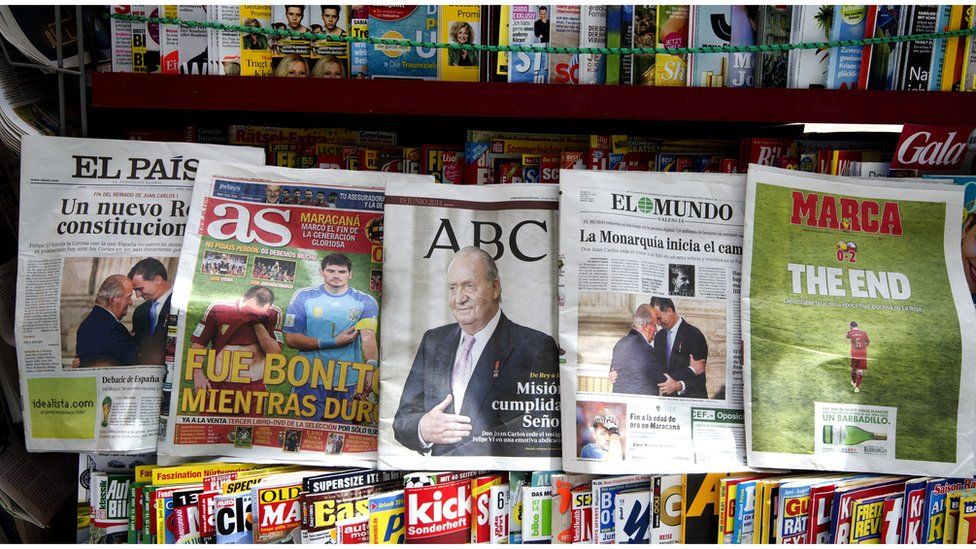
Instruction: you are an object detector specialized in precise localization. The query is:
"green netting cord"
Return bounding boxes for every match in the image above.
[108,11,976,57]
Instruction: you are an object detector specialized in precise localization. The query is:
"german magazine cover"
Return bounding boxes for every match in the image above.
[559,171,749,474]
[743,165,976,476]
[378,182,561,470]
[16,135,263,453]
[159,161,431,465]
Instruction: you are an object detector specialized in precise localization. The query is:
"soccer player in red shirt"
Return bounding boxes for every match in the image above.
[190,285,283,414]
[847,321,870,393]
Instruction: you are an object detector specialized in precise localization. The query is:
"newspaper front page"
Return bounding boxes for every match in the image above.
[559,170,748,474]
[159,161,431,465]
[16,136,264,453]
[743,165,976,476]
[378,182,561,471]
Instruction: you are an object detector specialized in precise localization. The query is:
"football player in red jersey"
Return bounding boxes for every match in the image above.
[846,321,870,393]
[190,285,284,413]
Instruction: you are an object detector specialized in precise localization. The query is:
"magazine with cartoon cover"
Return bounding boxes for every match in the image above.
[559,170,749,475]
[378,182,561,471]
[742,164,976,476]
[16,136,264,454]
[159,161,431,466]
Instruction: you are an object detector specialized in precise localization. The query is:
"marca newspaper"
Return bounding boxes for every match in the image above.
[743,165,976,476]
[378,182,561,471]
[16,136,263,453]
[559,170,748,475]
[159,161,431,465]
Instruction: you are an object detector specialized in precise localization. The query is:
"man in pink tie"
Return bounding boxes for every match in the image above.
[393,246,559,456]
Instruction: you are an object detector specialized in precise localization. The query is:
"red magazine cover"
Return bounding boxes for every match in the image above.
[405,473,481,544]
[570,486,593,543]
[739,137,794,170]
[856,6,879,90]
[421,144,464,183]
[540,154,561,183]
[890,124,976,173]
[471,474,507,543]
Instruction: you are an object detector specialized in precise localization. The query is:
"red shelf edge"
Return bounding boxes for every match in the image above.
[92,72,976,126]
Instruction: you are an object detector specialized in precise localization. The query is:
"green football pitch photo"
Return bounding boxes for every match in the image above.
[748,183,961,463]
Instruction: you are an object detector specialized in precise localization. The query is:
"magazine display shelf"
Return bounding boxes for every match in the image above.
[92,72,976,125]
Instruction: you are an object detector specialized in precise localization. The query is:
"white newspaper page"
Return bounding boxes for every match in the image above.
[743,165,976,476]
[378,182,561,471]
[560,170,748,474]
[16,135,264,453]
[159,161,432,466]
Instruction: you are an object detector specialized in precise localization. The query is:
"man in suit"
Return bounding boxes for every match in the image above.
[609,304,665,395]
[76,275,137,367]
[651,296,709,399]
[127,258,173,365]
[393,246,559,457]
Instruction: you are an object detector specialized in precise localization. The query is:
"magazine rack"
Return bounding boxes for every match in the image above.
[92,72,976,126]
[0,5,88,137]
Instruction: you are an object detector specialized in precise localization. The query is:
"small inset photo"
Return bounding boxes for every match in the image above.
[233,426,253,449]
[370,269,382,292]
[325,433,345,455]
[576,401,627,461]
[201,251,247,277]
[252,257,296,284]
[668,263,695,297]
[281,429,303,453]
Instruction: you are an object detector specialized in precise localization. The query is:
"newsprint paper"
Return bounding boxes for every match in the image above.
[16,135,263,453]
[159,161,431,465]
[559,170,749,475]
[743,165,976,476]
[378,182,561,471]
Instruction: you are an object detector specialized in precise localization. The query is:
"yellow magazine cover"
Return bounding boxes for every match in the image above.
[135,464,157,484]
[756,478,782,544]
[940,5,968,91]
[945,491,964,544]
[368,490,405,544]
[681,473,736,544]
[240,5,272,76]
[655,5,689,86]
[496,5,510,78]
[439,5,481,81]
[957,489,976,544]
[151,462,258,487]
[220,467,297,495]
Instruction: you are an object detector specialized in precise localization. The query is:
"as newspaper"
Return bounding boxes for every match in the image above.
[16,136,263,453]
[743,164,976,476]
[559,170,748,474]
[158,161,431,465]
[378,182,561,471]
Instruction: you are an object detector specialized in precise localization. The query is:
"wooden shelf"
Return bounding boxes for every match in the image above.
[92,72,976,125]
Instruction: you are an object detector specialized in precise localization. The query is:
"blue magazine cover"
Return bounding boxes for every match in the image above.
[732,479,759,543]
[826,5,868,89]
[367,5,437,79]
[921,477,976,543]
[508,4,549,83]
